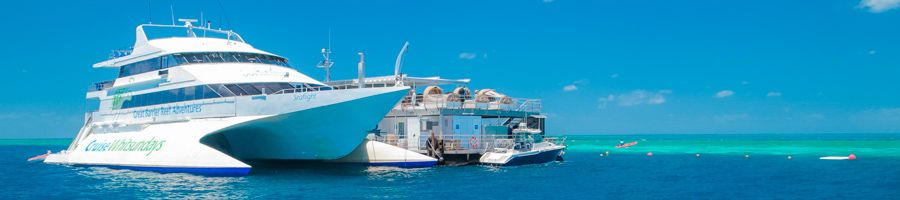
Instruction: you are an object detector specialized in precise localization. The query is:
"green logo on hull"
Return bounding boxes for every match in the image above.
[84,138,167,156]
[110,88,131,110]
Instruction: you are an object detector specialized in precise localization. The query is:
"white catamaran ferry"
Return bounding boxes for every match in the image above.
[43,20,409,176]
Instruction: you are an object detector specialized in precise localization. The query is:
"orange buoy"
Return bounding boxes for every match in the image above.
[647,152,653,156]
[848,154,857,160]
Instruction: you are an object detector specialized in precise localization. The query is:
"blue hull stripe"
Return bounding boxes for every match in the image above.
[73,164,251,177]
[367,161,437,168]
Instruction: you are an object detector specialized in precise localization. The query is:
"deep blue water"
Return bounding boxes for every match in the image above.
[3,139,900,199]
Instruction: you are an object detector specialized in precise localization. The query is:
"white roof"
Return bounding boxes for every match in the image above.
[93,24,277,68]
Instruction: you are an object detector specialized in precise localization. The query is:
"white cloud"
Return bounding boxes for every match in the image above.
[715,90,734,98]
[610,73,619,79]
[598,90,671,109]
[562,79,589,92]
[869,50,878,55]
[741,81,749,85]
[767,92,782,97]
[459,52,477,60]
[860,0,900,13]
[543,0,555,3]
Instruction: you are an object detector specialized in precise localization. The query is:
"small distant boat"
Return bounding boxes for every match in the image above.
[819,156,849,160]
[820,154,856,160]
[615,141,638,149]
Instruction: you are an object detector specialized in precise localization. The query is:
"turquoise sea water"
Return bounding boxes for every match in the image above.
[2,134,899,199]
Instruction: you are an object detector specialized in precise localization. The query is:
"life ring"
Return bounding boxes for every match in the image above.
[470,136,478,148]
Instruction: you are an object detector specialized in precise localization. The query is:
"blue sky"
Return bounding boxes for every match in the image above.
[1,0,899,138]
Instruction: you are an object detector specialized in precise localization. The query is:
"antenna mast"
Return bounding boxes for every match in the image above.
[316,29,334,82]
[148,0,152,24]
[357,52,365,88]
[170,4,176,25]
[394,41,410,86]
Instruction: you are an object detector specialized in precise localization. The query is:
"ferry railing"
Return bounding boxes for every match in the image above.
[271,85,335,95]
[274,82,409,95]
[88,80,115,92]
[273,83,543,114]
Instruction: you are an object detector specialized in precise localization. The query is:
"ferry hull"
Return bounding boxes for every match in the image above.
[46,87,409,176]
[43,116,262,176]
[209,87,410,160]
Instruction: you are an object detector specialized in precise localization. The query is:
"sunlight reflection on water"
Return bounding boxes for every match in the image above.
[76,167,248,199]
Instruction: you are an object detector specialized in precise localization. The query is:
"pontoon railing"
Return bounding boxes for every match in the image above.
[396,94,542,113]
[371,133,564,153]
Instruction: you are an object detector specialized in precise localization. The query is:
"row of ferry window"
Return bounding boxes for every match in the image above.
[118,52,290,77]
[119,83,322,109]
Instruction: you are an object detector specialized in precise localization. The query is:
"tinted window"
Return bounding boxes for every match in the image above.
[120,85,222,109]
[118,52,290,78]
[237,84,261,95]
[118,83,303,109]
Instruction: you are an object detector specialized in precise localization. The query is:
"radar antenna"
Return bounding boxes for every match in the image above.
[316,29,334,82]
[178,18,198,37]
[316,48,333,82]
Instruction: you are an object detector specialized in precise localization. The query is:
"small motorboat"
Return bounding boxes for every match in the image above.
[819,156,849,160]
[615,141,638,148]
[479,142,566,166]
[479,123,566,166]
[820,154,856,160]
